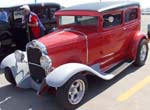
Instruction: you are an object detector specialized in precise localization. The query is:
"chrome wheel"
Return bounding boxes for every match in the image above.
[140,44,147,62]
[68,79,86,105]
[56,74,88,109]
[134,39,148,66]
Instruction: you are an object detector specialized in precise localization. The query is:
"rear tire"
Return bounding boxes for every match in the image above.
[134,39,148,66]
[56,74,88,110]
[4,67,16,85]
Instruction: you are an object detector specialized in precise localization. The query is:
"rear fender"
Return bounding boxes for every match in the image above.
[45,63,114,88]
[129,32,147,60]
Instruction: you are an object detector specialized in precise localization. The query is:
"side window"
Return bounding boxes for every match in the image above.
[59,16,75,25]
[125,8,138,22]
[103,13,122,28]
[76,16,98,26]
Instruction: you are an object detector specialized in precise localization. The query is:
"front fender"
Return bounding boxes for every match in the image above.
[129,32,147,60]
[0,52,31,88]
[45,63,114,88]
[1,53,17,71]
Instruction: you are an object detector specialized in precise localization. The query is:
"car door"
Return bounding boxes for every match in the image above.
[123,7,140,51]
[100,12,126,69]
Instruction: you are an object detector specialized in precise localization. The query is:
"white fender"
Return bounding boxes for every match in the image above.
[45,63,114,88]
[1,53,17,73]
[0,52,31,88]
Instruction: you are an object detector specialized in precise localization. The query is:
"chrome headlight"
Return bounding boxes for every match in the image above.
[14,50,25,62]
[40,55,52,70]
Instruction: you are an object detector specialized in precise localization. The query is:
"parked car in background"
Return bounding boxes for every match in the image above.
[0,8,13,60]
[141,8,150,15]
[147,24,150,39]
[1,1,149,109]
[0,3,60,61]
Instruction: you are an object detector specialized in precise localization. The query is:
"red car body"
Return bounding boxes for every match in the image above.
[38,2,146,72]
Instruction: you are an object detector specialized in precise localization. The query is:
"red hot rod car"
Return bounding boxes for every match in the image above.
[1,1,149,109]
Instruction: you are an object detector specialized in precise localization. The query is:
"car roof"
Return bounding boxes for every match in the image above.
[62,1,140,12]
[1,2,60,9]
[29,2,60,7]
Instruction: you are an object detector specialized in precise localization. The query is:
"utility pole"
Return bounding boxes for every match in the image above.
[35,0,37,3]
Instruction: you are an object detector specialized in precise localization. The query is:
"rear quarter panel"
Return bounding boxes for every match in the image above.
[128,32,147,60]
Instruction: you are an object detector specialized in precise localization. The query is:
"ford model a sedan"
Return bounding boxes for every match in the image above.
[1,1,149,109]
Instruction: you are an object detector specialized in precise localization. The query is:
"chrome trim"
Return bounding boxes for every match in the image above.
[26,40,53,73]
[140,44,147,62]
[22,60,42,68]
[68,79,86,105]
[26,40,48,55]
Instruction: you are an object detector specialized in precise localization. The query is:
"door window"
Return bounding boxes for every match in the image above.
[125,8,138,22]
[103,13,122,28]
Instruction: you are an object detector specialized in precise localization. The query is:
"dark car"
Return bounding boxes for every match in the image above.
[0,3,60,61]
[0,8,13,60]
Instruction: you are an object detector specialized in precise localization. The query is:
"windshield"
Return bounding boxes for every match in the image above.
[0,10,9,22]
[13,10,25,24]
[13,10,24,20]
[59,16,98,27]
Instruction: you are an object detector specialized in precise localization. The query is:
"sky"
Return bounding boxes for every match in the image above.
[0,0,149,8]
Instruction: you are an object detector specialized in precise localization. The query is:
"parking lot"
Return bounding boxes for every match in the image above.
[0,15,150,110]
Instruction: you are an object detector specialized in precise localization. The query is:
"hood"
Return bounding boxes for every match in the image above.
[38,29,85,50]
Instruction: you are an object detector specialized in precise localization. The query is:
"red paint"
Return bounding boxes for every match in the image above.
[38,4,146,71]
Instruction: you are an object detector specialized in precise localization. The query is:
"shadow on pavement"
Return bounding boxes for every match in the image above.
[0,85,63,110]
[85,65,140,103]
[0,65,140,110]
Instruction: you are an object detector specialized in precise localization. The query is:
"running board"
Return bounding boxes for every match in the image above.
[104,60,134,78]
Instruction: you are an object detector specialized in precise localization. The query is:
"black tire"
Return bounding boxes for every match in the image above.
[4,67,16,85]
[56,74,88,110]
[148,31,150,39]
[134,39,148,66]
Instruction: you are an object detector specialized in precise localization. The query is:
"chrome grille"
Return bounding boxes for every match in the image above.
[27,47,45,83]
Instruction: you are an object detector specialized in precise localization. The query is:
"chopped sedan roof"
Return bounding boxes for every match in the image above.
[62,1,140,12]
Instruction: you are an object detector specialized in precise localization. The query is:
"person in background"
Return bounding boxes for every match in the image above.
[20,5,45,40]
[0,9,8,22]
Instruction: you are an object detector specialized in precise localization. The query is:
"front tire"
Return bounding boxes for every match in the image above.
[4,67,16,85]
[134,39,148,66]
[56,74,88,110]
